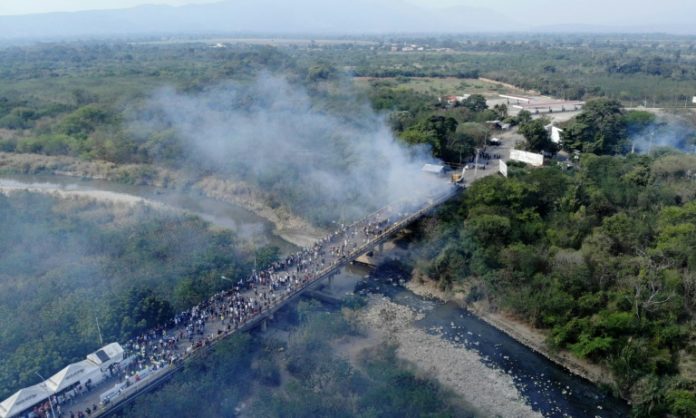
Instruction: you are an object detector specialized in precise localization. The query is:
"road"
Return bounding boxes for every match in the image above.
[52,188,460,418]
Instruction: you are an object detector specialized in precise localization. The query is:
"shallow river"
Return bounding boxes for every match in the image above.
[324,262,630,418]
[2,174,630,417]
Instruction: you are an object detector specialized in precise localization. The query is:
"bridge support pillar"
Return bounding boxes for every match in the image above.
[261,318,267,332]
[378,242,384,253]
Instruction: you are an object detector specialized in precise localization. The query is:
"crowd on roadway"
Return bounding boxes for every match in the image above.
[26,192,452,418]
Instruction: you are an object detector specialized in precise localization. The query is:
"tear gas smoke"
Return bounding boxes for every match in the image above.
[631,117,696,154]
[140,74,450,225]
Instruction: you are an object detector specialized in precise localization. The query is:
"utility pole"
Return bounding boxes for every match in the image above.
[35,371,56,418]
[95,316,104,346]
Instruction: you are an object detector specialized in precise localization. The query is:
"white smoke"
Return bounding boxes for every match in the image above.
[141,74,450,225]
[631,116,696,154]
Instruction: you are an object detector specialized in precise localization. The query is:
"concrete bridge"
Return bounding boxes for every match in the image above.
[36,187,461,418]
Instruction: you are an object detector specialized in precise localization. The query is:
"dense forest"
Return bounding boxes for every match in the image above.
[412,151,696,416]
[0,193,268,400]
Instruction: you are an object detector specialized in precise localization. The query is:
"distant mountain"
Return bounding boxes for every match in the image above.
[1,0,692,40]
[0,0,521,39]
[533,23,696,35]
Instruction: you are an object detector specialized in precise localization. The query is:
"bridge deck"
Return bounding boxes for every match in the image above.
[40,188,460,418]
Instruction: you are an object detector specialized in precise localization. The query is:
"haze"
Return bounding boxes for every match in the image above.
[0,0,695,37]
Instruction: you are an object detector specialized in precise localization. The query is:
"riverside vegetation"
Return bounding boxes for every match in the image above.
[115,299,473,418]
[412,152,696,417]
[0,192,279,400]
[1,35,696,417]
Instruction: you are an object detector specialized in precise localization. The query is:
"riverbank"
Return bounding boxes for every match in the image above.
[0,152,324,247]
[405,275,616,388]
[357,295,542,418]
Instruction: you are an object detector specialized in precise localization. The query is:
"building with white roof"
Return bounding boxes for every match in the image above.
[0,384,52,418]
[0,343,124,417]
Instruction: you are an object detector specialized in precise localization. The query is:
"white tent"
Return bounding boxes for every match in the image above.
[45,359,102,393]
[87,342,125,370]
[0,383,51,418]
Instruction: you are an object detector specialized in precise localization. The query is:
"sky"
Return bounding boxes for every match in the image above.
[0,0,693,27]
[0,0,216,15]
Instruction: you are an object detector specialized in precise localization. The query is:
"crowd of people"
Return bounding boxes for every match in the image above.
[26,193,452,418]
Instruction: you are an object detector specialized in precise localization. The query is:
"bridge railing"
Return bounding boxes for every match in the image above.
[94,187,459,417]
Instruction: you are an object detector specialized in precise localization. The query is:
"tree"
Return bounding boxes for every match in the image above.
[561,98,628,155]
[624,110,656,137]
[515,110,533,125]
[493,103,508,119]
[400,115,458,159]
[461,94,488,112]
[519,119,555,153]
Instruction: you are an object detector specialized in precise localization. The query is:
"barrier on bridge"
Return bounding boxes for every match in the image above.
[69,187,461,418]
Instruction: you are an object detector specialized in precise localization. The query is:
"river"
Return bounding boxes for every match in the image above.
[0,174,297,254]
[1,174,630,417]
[321,261,631,418]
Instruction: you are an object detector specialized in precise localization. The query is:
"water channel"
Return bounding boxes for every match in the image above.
[324,260,630,418]
[1,174,630,417]
[0,174,296,254]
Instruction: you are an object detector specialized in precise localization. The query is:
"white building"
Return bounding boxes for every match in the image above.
[0,343,125,418]
[0,384,52,418]
[46,360,104,393]
[87,342,125,372]
[544,125,564,144]
[510,149,544,167]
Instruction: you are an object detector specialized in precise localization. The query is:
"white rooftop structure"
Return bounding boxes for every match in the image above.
[46,359,102,393]
[0,384,51,418]
[510,149,544,167]
[1,342,124,417]
[87,342,124,370]
[421,164,445,175]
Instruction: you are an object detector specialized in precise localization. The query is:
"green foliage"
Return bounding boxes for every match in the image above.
[415,152,696,414]
[120,334,256,418]
[400,115,459,159]
[666,389,696,418]
[0,193,248,399]
[120,303,471,418]
[0,107,39,129]
[519,118,556,153]
[461,94,488,112]
[562,98,628,155]
[624,110,657,136]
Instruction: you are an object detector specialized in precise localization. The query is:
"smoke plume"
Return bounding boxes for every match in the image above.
[631,115,696,154]
[140,74,449,226]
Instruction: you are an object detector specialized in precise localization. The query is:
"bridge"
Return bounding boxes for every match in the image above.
[5,186,461,418]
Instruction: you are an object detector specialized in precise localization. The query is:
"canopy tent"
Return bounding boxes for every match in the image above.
[0,384,51,418]
[45,359,101,393]
[87,342,124,370]
[1,342,125,417]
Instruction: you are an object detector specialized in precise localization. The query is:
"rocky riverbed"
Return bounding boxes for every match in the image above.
[358,295,543,418]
